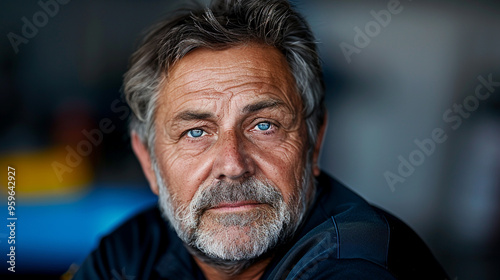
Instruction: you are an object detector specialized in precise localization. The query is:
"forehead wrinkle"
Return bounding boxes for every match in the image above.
[165,50,293,97]
[171,52,279,76]
[165,75,220,99]
[167,43,294,84]
[166,77,291,109]
[158,44,303,128]
[169,62,286,88]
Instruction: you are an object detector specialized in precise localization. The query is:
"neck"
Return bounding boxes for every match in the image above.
[194,255,272,280]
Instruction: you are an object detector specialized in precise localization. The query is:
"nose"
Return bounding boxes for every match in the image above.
[212,130,254,181]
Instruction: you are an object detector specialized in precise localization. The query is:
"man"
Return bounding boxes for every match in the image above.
[74,0,449,279]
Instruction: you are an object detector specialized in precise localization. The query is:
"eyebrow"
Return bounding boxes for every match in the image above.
[242,99,286,114]
[171,99,287,124]
[173,111,214,122]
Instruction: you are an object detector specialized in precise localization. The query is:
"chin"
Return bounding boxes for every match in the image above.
[192,212,282,261]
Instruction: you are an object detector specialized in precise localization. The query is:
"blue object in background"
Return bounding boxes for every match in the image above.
[0,184,157,276]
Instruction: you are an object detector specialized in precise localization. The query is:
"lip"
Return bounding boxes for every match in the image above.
[209,201,262,211]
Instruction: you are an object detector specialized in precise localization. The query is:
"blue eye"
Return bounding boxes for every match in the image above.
[187,129,205,138]
[256,122,271,131]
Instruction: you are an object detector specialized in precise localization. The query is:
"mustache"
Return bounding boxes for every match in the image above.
[190,178,283,213]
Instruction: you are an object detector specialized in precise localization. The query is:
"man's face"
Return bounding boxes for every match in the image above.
[150,43,311,260]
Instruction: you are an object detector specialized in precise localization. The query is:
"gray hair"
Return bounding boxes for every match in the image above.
[123,0,325,157]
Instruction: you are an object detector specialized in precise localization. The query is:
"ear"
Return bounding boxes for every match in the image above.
[131,132,159,195]
[312,112,328,177]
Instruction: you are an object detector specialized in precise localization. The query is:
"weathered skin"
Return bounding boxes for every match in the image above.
[132,43,323,280]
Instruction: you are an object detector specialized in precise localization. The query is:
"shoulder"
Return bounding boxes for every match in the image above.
[372,207,449,279]
[267,172,448,279]
[267,216,397,279]
[73,205,173,279]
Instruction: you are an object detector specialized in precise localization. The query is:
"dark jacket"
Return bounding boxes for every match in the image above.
[74,172,449,279]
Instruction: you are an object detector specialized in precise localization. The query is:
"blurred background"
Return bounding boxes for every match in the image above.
[0,0,499,279]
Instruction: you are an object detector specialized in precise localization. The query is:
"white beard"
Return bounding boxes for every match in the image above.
[153,161,310,262]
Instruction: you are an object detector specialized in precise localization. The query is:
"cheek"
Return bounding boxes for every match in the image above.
[252,135,307,199]
[154,140,210,203]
